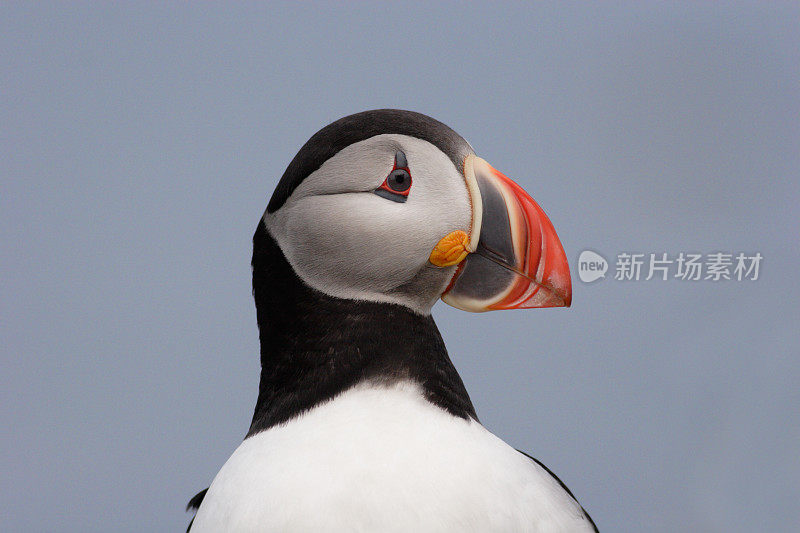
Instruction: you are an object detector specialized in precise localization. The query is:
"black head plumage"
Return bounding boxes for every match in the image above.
[266,109,473,213]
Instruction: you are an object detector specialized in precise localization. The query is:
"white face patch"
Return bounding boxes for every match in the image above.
[265,134,472,314]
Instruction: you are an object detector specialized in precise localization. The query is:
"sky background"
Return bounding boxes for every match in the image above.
[2,3,799,532]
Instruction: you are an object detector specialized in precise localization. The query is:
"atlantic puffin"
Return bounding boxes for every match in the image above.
[187,109,596,532]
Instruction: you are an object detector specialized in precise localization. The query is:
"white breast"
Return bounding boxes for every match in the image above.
[191,381,592,532]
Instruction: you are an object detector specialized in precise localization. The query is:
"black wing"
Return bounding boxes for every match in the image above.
[185,488,208,533]
[517,450,599,532]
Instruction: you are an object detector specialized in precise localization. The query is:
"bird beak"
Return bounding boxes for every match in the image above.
[437,155,572,312]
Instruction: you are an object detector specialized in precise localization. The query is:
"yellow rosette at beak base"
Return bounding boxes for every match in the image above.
[429,230,471,267]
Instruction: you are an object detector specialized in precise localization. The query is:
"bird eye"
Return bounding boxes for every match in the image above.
[375,151,412,203]
[386,169,411,192]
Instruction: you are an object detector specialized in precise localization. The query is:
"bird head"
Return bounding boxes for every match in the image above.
[262,109,571,315]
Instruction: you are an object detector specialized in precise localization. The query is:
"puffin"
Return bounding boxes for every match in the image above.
[187,109,596,532]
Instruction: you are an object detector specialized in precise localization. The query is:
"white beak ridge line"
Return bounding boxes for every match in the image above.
[463,154,483,253]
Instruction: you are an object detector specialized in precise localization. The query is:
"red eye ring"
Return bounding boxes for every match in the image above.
[379,168,411,195]
[376,151,412,201]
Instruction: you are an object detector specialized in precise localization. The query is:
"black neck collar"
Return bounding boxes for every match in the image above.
[247,222,477,437]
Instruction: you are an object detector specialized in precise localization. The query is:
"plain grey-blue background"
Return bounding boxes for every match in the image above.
[2,3,798,532]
